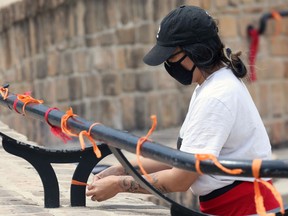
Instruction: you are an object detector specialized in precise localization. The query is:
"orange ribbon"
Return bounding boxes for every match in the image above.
[195,154,243,175]
[60,107,79,137]
[71,179,88,186]
[17,94,44,115]
[0,87,8,100]
[136,115,157,182]
[79,123,102,158]
[252,159,284,216]
[271,10,282,42]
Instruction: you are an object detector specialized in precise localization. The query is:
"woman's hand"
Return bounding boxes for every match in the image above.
[86,175,121,202]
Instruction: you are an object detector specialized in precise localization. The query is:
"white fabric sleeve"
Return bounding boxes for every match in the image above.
[180,97,235,157]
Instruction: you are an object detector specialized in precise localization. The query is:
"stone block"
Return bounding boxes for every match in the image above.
[86,32,116,47]
[215,0,229,8]
[68,76,83,100]
[1,32,12,70]
[121,95,136,130]
[47,51,60,76]
[71,102,86,118]
[91,98,122,129]
[73,50,92,73]
[122,72,137,92]
[84,0,108,35]
[21,59,34,81]
[136,23,155,44]
[284,82,288,115]
[118,0,133,25]
[258,83,270,118]
[33,79,56,104]
[84,74,102,97]
[116,27,135,45]
[154,68,177,90]
[271,82,285,118]
[59,52,74,75]
[271,120,285,144]
[92,48,115,72]
[115,48,126,70]
[146,93,160,121]
[53,8,68,45]
[75,0,85,36]
[34,56,47,79]
[55,77,69,102]
[218,15,238,38]
[125,47,146,69]
[131,0,150,21]
[159,92,181,128]
[136,71,154,92]
[28,18,37,56]
[153,0,175,22]
[135,95,147,130]
[101,73,121,96]
[270,37,288,56]
[269,59,285,79]
[184,0,201,7]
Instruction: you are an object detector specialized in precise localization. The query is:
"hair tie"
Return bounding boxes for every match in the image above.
[223,47,232,62]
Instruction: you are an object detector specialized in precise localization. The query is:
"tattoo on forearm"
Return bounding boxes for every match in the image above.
[149,173,170,194]
[119,174,170,194]
[119,176,142,193]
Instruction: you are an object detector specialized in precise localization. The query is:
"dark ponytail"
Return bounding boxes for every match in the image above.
[222,47,247,78]
[182,34,247,78]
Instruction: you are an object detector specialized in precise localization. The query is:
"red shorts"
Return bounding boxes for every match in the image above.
[199,180,279,216]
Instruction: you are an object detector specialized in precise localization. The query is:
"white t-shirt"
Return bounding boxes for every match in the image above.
[179,67,272,196]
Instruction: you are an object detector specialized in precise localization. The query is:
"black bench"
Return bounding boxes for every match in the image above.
[0,131,111,208]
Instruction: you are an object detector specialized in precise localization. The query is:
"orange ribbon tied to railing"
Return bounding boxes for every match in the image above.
[60,107,79,137]
[79,123,102,158]
[61,107,102,158]
[136,115,157,182]
[271,10,282,42]
[0,86,9,100]
[44,107,72,143]
[252,159,284,216]
[17,93,44,115]
[195,154,243,175]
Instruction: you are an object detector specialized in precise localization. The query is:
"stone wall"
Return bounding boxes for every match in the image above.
[0,0,288,146]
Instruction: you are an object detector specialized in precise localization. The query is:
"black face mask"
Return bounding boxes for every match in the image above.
[164,55,196,85]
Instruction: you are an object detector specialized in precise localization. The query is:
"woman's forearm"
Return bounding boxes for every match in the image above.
[118,173,171,194]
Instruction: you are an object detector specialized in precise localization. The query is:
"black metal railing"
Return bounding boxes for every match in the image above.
[1,91,288,178]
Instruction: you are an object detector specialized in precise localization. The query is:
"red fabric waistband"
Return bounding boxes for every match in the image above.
[199,180,279,216]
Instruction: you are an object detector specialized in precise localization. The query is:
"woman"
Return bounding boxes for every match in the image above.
[86,5,278,215]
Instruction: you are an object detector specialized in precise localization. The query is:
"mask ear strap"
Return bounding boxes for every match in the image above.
[190,64,196,72]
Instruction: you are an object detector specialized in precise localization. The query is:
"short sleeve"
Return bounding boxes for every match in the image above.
[180,97,235,157]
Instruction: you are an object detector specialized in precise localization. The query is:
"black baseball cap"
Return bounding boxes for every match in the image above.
[143,5,218,66]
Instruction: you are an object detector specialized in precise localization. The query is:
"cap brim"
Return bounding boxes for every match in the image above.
[143,45,176,66]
